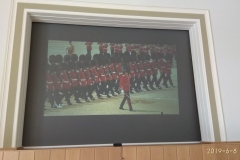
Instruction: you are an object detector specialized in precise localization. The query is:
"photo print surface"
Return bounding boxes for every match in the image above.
[45,41,179,116]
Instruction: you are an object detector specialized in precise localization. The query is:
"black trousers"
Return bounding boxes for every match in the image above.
[120,91,133,110]
[93,83,101,97]
[86,85,94,99]
[151,75,158,87]
[137,76,147,90]
[157,73,166,86]
[61,88,72,104]
[164,74,173,86]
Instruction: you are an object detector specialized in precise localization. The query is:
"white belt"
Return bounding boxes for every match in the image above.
[81,79,86,81]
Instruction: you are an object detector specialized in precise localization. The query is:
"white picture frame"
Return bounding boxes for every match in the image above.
[0,0,226,148]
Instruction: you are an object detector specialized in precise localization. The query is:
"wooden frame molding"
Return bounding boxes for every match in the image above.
[0,0,226,148]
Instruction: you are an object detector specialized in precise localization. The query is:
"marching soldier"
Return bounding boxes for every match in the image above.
[143,54,155,90]
[84,61,95,100]
[68,54,82,103]
[90,60,103,99]
[97,59,111,98]
[76,60,89,102]
[119,70,133,111]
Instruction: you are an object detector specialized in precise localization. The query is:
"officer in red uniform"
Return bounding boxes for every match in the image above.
[119,70,133,111]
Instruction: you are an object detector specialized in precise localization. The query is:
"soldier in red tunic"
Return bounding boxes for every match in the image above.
[104,59,117,96]
[90,60,103,99]
[46,63,58,108]
[76,60,89,102]
[59,63,72,105]
[108,57,120,94]
[150,55,161,89]
[68,54,82,103]
[163,60,175,88]
[84,61,95,101]
[143,54,155,90]
[119,71,133,111]
[48,55,62,108]
[137,55,150,91]
[97,60,111,98]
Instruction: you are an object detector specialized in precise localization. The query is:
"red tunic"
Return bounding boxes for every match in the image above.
[60,71,71,89]
[150,61,158,75]
[84,69,93,85]
[97,66,107,82]
[76,70,87,87]
[68,71,79,87]
[109,64,118,80]
[103,65,112,81]
[46,73,54,91]
[132,63,140,78]
[120,75,130,92]
[90,67,100,83]
[158,59,167,73]
[128,63,135,78]
[137,62,146,77]
[143,61,152,75]
[51,72,62,89]
[115,63,123,79]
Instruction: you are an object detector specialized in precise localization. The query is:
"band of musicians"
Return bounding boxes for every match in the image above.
[46,42,176,111]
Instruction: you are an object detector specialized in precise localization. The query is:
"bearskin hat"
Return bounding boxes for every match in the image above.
[93,54,99,61]
[79,54,86,62]
[55,54,63,63]
[64,55,70,63]
[85,53,91,62]
[49,55,56,64]
[71,54,78,62]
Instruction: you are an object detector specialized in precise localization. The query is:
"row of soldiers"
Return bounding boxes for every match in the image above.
[46,44,176,108]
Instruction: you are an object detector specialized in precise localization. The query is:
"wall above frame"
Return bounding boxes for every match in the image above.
[0,1,226,148]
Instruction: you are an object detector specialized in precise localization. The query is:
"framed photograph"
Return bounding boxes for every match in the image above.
[0,1,225,148]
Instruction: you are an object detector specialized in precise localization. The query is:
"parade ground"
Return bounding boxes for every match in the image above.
[44,40,179,116]
[44,68,179,116]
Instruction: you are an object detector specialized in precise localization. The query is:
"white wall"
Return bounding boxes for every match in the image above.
[0,0,240,141]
